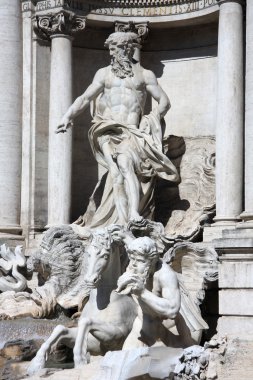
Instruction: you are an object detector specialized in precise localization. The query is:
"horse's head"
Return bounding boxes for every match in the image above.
[84,229,112,288]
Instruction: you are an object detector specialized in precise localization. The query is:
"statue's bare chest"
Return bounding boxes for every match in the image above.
[104,71,145,93]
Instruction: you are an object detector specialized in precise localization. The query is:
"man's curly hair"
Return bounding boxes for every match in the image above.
[127,237,159,262]
[105,32,141,51]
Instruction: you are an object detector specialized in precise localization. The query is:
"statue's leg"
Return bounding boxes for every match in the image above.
[27,325,75,375]
[73,318,92,368]
[73,317,128,368]
[117,153,142,221]
[122,316,145,349]
[101,141,128,223]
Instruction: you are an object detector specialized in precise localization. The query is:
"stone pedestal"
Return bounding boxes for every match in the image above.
[214,229,253,338]
[214,0,244,226]
[0,1,22,234]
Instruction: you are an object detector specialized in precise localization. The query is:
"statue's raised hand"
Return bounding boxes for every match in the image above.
[116,272,145,296]
[55,118,73,134]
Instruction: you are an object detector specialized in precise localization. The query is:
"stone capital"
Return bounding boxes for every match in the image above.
[33,10,86,41]
[114,21,149,42]
[217,0,245,6]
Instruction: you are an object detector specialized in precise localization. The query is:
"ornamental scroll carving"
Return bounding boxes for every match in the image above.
[33,10,86,40]
[115,21,149,42]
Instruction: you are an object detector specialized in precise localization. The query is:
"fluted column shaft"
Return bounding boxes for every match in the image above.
[48,34,73,226]
[241,0,253,222]
[215,0,244,223]
[0,1,22,233]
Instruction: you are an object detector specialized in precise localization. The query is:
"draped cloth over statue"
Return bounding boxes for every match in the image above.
[76,111,179,228]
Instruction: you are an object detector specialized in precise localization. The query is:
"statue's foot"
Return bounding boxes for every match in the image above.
[27,354,46,376]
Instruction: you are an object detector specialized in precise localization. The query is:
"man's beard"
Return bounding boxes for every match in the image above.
[111,52,133,79]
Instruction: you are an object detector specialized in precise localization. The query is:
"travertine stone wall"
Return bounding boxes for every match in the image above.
[71,47,109,221]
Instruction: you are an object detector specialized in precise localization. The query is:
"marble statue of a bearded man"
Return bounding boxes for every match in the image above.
[116,236,208,348]
[57,32,179,228]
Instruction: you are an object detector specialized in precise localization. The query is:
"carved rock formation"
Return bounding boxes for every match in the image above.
[155,136,215,242]
[0,245,27,293]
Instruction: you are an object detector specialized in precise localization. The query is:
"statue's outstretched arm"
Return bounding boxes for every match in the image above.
[56,68,105,133]
[144,69,171,119]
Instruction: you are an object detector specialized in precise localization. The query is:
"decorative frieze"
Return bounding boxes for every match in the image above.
[23,0,218,18]
[33,10,86,40]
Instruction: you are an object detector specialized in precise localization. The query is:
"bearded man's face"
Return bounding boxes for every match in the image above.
[109,42,134,78]
[127,251,151,278]
[109,44,123,59]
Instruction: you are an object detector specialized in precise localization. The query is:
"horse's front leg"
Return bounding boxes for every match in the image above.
[73,317,92,368]
[27,325,73,375]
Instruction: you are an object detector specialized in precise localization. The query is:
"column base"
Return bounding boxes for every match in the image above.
[203,218,239,241]
[0,225,22,235]
[213,216,241,225]
[239,211,253,222]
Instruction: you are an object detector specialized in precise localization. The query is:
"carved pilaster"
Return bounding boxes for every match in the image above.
[114,21,149,42]
[34,10,86,40]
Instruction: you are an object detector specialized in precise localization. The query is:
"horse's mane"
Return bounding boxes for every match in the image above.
[30,226,86,287]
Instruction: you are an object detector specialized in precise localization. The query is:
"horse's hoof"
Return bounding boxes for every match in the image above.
[27,355,46,376]
[74,353,90,368]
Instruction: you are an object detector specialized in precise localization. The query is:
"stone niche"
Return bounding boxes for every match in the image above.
[73,22,218,221]
[32,20,218,225]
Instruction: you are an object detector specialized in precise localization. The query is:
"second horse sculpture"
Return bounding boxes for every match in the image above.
[27,227,137,375]
[27,225,213,375]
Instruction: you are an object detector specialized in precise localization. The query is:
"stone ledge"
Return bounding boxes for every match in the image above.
[218,316,253,338]
[219,261,253,288]
[219,289,253,316]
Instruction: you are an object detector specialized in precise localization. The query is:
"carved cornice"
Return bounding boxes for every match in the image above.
[33,10,86,40]
[115,21,149,41]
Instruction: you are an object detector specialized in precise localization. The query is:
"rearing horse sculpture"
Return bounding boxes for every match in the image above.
[27,227,137,375]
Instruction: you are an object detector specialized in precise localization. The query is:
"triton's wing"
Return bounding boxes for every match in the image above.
[164,241,218,332]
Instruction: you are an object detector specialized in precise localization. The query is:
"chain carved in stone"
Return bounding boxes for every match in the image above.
[34,10,86,40]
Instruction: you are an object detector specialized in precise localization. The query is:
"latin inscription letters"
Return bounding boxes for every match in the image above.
[23,0,217,15]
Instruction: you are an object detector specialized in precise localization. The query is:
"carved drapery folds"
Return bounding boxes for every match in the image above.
[34,10,86,40]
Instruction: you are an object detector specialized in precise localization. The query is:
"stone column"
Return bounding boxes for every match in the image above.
[0,1,22,234]
[214,0,244,224]
[240,1,253,223]
[34,11,85,226]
